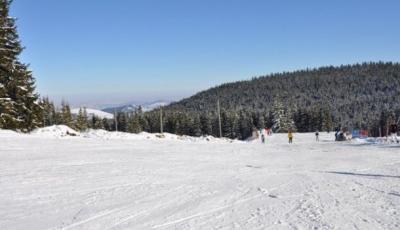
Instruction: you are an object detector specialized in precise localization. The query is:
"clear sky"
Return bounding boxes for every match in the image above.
[11,0,400,106]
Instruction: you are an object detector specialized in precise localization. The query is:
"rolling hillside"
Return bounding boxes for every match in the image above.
[163,62,400,130]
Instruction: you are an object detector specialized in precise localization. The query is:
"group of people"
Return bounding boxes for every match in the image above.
[260,128,272,144]
[259,129,320,144]
[258,125,399,144]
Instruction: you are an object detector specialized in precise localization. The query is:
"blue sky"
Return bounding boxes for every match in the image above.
[11,0,400,106]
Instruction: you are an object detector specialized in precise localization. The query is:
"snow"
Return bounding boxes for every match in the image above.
[71,108,114,119]
[0,128,399,229]
[18,86,27,91]
[80,129,235,144]
[30,125,79,137]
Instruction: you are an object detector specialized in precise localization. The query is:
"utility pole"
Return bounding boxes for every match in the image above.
[114,108,118,132]
[217,98,222,138]
[160,106,163,134]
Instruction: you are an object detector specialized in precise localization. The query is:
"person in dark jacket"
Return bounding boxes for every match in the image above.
[315,130,319,142]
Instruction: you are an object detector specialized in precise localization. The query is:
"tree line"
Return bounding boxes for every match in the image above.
[1,0,399,138]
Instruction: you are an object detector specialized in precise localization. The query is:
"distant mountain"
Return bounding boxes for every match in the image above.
[102,101,170,114]
[71,108,114,119]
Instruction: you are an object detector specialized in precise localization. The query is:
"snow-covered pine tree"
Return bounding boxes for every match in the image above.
[272,99,296,132]
[282,107,296,132]
[272,100,285,132]
[40,97,56,126]
[0,0,41,131]
[0,81,13,128]
[12,63,42,130]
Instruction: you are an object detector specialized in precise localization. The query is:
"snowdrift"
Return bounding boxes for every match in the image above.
[22,125,239,143]
[30,125,79,137]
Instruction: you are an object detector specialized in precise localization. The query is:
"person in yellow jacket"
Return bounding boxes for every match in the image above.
[288,130,293,144]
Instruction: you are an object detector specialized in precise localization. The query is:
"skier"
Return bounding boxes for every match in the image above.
[261,133,265,144]
[288,130,293,144]
[315,130,319,142]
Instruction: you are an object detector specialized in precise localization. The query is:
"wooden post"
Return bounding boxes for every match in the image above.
[160,106,163,134]
[114,108,118,132]
[217,99,222,138]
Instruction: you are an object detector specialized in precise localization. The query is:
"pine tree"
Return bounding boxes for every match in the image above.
[40,97,56,126]
[0,0,41,131]
[127,112,142,133]
[12,63,42,130]
[192,114,202,137]
[102,118,110,131]
[272,100,285,132]
[238,110,253,140]
[75,107,88,131]
[322,109,333,132]
[200,113,212,135]
[60,100,73,127]
[272,100,295,132]
[91,115,104,130]
[256,113,265,130]
[116,112,127,132]
[0,82,13,128]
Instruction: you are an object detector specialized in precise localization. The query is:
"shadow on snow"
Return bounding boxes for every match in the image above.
[323,171,400,179]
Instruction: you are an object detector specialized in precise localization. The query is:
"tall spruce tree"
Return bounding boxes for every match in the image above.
[127,112,142,133]
[91,115,104,130]
[0,0,41,131]
[272,100,296,132]
[60,100,73,127]
[75,107,88,131]
[40,97,56,126]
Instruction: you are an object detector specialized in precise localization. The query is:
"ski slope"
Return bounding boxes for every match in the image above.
[0,128,399,229]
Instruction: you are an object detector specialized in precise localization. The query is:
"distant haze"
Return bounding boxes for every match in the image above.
[43,92,186,108]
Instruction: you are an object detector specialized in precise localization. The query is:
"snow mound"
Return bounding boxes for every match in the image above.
[0,129,20,138]
[28,126,237,143]
[31,125,79,137]
[352,136,400,145]
[81,129,238,143]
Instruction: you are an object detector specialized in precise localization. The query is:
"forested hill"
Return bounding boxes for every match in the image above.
[163,62,400,128]
[168,62,400,112]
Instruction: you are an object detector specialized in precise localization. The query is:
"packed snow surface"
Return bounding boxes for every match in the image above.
[1,127,399,229]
